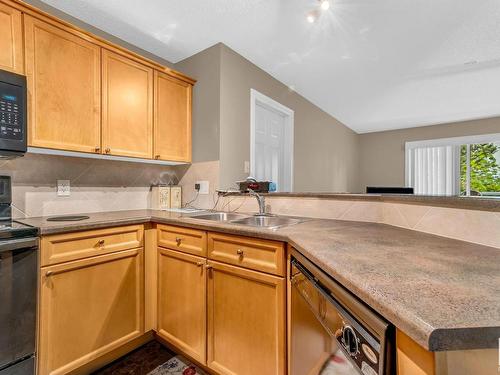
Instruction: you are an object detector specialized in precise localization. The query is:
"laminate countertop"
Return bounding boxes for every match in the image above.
[19,209,500,352]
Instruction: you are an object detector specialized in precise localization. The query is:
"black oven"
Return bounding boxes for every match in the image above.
[0,69,27,159]
[0,175,38,375]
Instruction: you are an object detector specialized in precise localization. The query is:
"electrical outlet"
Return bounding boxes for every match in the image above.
[244,161,250,174]
[57,180,70,196]
[194,183,201,191]
[196,180,209,195]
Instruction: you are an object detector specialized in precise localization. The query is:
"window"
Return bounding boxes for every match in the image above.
[405,133,500,197]
[250,89,294,192]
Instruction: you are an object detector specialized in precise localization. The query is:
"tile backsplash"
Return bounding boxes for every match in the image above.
[1,153,185,217]
[222,196,500,249]
[2,154,497,249]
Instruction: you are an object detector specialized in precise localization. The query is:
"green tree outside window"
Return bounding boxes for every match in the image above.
[460,143,500,195]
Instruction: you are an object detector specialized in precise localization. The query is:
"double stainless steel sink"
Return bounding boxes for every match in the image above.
[188,211,306,229]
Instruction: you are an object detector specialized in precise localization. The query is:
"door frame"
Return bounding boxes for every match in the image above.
[250,88,294,191]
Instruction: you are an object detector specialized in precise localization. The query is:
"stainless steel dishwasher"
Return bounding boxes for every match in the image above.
[290,249,394,375]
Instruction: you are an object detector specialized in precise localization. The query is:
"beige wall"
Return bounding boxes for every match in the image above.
[359,117,500,190]
[174,43,360,193]
[175,45,221,162]
[218,45,360,192]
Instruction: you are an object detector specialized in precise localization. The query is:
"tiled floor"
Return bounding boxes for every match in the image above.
[92,341,175,375]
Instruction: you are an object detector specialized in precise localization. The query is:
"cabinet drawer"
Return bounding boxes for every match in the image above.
[41,225,144,266]
[157,224,207,257]
[208,233,285,276]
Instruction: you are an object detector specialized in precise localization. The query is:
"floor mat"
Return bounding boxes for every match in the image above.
[147,355,207,375]
[92,341,175,375]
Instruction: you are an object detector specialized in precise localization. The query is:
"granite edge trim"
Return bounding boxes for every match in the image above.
[20,214,499,352]
[428,327,500,351]
[223,192,500,212]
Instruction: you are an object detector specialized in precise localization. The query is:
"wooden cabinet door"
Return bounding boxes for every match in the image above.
[38,249,144,375]
[154,71,192,162]
[157,248,207,364]
[207,261,285,375]
[102,50,153,159]
[0,3,23,74]
[24,15,101,153]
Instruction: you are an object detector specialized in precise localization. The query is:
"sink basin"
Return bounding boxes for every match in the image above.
[190,211,306,229]
[190,212,249,222]
[230,215,304,229]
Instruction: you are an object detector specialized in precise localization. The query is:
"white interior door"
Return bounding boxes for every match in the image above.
[251,89,293,191]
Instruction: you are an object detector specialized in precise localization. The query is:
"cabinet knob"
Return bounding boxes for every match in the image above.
[97,239,105,246]
[105,148,110,154]
[94,146,101,153]
[205,264,213,270]
[45,271,53,277]
[196,261,204,267]
[237,249,244,257]
[155,154,160,160]
[175,237,182,245]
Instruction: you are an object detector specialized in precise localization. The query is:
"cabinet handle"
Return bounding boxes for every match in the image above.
[97,239,105,246]
[94,146,101,153]
[196,261,204,267]
[105,148,110,154]
[45,271,53,277]
[236,249,244,256]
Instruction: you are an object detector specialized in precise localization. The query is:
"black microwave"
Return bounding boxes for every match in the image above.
[0,69,27,158]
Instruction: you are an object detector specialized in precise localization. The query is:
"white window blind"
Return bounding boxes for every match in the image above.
[406,144,460,196]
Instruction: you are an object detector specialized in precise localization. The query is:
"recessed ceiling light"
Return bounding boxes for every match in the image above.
[320,0,330,11]
[307,9,319,23]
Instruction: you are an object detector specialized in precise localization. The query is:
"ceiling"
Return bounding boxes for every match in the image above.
[39,0,500,133]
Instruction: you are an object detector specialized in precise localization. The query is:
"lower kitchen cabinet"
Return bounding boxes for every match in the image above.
[207,261,286,375]
[38,248,144,375]
[396,330,436,375]
[157,248,207,364]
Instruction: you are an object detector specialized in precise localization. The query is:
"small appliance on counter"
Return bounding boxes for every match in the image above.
[152,185,171,210]
[0,176,38,375]
[0,69,27,159]
[170,186,182,209]
[151,185,182,210]
[366,186,414,194]
[238,177,274,193]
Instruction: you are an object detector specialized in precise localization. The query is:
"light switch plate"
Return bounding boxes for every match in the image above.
[244,161,250,174]
[57,180,70,196]
[196,180,209,195]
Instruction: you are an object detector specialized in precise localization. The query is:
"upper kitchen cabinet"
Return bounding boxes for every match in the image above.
[24,15,101,153]
[102,50,153,159]
[0,2,23,74]
[154,71,192,162]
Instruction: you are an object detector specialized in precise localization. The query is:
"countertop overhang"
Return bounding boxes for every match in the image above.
[19,209,500,352]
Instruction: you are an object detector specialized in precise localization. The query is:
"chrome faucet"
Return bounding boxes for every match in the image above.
[247,188,267,216]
